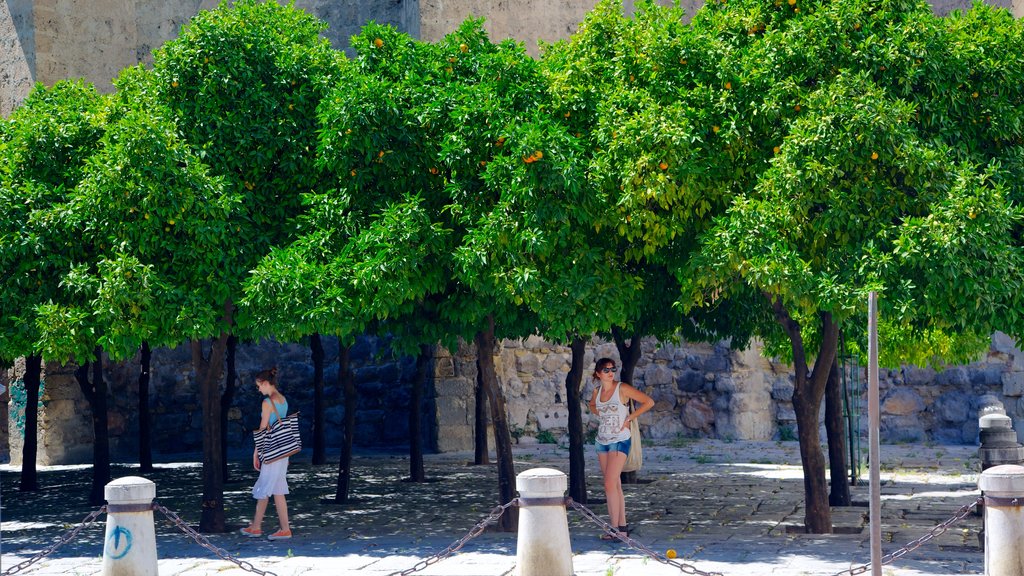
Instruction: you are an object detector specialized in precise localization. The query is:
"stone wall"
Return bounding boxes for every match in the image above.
[427,332,1024,452]
[7,332,1024,464]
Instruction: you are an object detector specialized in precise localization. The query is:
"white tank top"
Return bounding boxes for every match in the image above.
[595,382,632,444]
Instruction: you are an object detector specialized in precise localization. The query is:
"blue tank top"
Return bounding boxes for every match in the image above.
[264,397,288,425]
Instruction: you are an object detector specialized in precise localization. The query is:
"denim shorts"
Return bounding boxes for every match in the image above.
[595,437,631,454]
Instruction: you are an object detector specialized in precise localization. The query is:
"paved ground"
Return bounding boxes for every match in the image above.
[0,440,985,575]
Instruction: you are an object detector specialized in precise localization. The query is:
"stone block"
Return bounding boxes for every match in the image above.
[676,370,703,393]
[933,391,970,423]
[881,415,926,443]
[653,345,675,362]
[704,353,731,373]
[682,399,714,431]
[934,367,969,387]
[536,405,569,430]
[436,425,474,452]
[645,364,675,387]
[903,366,936,386]
[771,378,794,402]
[517,353,540,374]
[970,366,1004,387]
[881,388,925,416]
[1003,371,1024,397]
[714,377,736,393]
[992,331,1018,355]
[541,354,566,373]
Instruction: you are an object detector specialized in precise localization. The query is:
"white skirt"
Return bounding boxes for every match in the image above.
[251,457,289,499]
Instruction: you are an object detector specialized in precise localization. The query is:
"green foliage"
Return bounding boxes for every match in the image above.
[0,80,106,363]
[152,0,343,339]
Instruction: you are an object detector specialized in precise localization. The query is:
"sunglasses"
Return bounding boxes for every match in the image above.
[599,367,616,374]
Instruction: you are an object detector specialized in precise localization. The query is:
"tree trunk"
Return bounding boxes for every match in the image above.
[75,347,111,506]
[474,361,490,465]
[565,336,587,504]
[825,352,851,506]
[311,333,326,465]
[334,342,357,503]
[772,297,839,534]
[221,335,237,482]
[138,341,153,473]
[612,327,643,385]
[408,344,429,482]
[476,316,518,532]
[195,300,232,533]
[19,354,41,492]
[613,327,643,485]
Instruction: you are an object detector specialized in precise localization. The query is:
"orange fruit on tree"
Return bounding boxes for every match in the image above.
[374,38,383,48]
[459,43,468,53]
[659,162,668,170]
[725,81,732,90]
[350,169,357,177]
[794,104,801,112]
[429,167,439,174]
[871,152,878,160]
[712,125,720,133]
[171,80,178,88]
[773,146,780,154]
[533,150,543,159]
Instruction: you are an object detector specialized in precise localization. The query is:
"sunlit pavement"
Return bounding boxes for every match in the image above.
[1,440,984,575]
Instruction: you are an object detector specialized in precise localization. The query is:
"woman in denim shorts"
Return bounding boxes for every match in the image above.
[588,357,654,540]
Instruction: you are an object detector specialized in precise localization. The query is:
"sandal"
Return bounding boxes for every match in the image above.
[599,531,626,541]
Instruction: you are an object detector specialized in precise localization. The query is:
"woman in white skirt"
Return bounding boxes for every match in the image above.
[240,367,292,540]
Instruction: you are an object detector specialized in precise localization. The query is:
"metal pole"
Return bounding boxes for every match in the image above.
[867,292,881,576]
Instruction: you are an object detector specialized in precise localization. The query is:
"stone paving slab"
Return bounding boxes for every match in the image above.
[1,440,986,575]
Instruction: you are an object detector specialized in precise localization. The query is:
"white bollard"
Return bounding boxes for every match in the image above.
[979,464,1024,576]
[515,468,573,576]
[103,476,158,576]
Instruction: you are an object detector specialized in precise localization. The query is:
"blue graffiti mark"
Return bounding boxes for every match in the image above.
[106,526,133,559]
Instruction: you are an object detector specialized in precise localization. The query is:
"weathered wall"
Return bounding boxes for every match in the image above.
[7,332,1024,464]
[0,0,34,117]
[5,0,1013,115]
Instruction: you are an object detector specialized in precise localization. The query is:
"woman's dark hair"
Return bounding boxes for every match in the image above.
[255,367,278,385]
[592,357,617,378]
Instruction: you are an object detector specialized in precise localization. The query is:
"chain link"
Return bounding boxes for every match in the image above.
[152,502,278,576]
[829,496,983,576]
[1,493,983,576]
[0,506,107,576]
[387,499,518,576]
[568,499,724,576]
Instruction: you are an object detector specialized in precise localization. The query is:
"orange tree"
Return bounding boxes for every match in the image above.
[36,64,235,502]
[262,19,591,528]
[670,0,1024,533]
[143,0,341,532]
[0,80,107,493]
[541,0,764,495]
[542,0,1024,533]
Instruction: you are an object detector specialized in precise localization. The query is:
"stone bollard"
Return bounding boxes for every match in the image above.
[979,465,1024,576]
[103,477,158,576]
[516,468,573,576]
[979,408,1024,471]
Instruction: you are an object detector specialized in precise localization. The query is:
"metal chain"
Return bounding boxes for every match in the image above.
[152,502,278,576]
[0,506,107,576]
[829,496,983,576]
[387,499,518,576]
[568,499,724,576]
